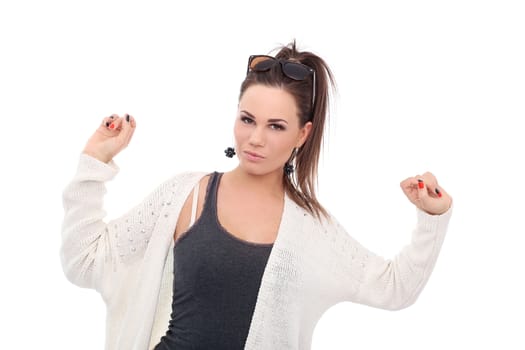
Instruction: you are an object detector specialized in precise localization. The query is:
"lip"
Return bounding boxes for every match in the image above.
[244,150,265,161]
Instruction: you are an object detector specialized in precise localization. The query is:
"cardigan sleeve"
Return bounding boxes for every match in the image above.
[331,207,452,311]
[60,153,172,295]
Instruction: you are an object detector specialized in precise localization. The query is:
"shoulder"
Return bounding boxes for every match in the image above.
[150,171,210,199]
[284,195,337,231]
[168,171,210,185]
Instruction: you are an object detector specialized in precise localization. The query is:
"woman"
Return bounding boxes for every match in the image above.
[61,41,453,350]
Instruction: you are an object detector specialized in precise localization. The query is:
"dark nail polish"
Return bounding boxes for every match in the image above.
[106,122,110,127]
[126,114,130,122]
[109,116,114,119]
[435,188,442,197]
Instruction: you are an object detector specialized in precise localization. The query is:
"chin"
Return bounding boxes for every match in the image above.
[238,161,281,177]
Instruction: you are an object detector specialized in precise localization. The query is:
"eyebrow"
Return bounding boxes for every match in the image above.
[241,110,289,124]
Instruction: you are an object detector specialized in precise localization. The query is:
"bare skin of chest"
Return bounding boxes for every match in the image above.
[174,175,282,245]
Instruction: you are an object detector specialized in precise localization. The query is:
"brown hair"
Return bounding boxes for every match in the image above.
[239,40,336,220]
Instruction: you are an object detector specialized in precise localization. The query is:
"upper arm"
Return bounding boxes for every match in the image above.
[330,209,451,310]
[60,156,199,296]
[174,175,210,244]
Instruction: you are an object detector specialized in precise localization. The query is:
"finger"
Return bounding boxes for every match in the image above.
[399,177,412,190]
[124,115,136,145]
[101,116,118,131]
[400,176,422,192]
[400,176,417,191]
[417,178,430,204]
[127,115,136,142]
[117,114,135,146]
[121,115,136,146]
[420,172,441,198]
[101,115,115,128]
[433,186,444,198]
[421,172,437,186]
[95,116,117,137]
[434,183,451,200]
[108,116,124,131]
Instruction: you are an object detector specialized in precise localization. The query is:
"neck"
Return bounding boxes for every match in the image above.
[225,166,285,199]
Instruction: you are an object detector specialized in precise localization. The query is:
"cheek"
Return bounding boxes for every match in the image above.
[271,134,297,160]
[233,121,248,143]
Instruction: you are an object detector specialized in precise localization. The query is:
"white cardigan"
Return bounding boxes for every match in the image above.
[60,154,452,350]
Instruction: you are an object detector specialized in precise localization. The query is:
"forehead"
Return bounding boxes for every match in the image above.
[239,85,299,122]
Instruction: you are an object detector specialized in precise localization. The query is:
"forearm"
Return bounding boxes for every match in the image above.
[353,207,452,310]
[60,153,119,290]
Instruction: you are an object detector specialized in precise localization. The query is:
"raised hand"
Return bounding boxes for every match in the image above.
[400,172,452,215]
[82,114,137,163]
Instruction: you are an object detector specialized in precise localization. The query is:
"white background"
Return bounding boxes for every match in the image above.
[1,0,524,348]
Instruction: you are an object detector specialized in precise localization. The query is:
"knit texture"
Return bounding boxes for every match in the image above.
[61,154,452,350]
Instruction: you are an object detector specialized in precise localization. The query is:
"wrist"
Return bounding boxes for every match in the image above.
[422,200,453,216]
[82,149,112,163]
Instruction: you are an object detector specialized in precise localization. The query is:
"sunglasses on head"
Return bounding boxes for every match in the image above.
[246,55,316,113]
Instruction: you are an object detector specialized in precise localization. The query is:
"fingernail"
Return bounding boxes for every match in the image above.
[106,122,110,127]
[109,116,114,119]
[418,179,424,189]
[109,123,115,129]
[435,188,442,197]
[126,114,130,122]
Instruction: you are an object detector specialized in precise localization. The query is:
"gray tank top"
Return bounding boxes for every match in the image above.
[154,172,274,349]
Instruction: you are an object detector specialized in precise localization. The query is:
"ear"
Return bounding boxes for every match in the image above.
[296,121,313,148]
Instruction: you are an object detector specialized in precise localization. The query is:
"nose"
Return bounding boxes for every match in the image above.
[248,125,265,147]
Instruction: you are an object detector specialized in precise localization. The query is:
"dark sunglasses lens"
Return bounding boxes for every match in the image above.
[250,56,276,71]
[282,62,310,80]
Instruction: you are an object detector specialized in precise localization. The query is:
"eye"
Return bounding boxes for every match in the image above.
[240,115,254,124]
[270,123,286,131]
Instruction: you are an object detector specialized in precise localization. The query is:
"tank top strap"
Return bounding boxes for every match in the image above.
[189,171,221,227]
[189,180,200,226]
[206,171,222,217]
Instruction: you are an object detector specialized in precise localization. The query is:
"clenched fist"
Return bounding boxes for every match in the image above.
[400,172,452,215]
[82,114,137,163]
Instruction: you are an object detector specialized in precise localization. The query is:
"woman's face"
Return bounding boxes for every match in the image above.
[234,84,312,177]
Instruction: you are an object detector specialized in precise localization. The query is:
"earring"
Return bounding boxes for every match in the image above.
[224,147,236,158]
[284,163,294,175]
[284,147,299,175]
